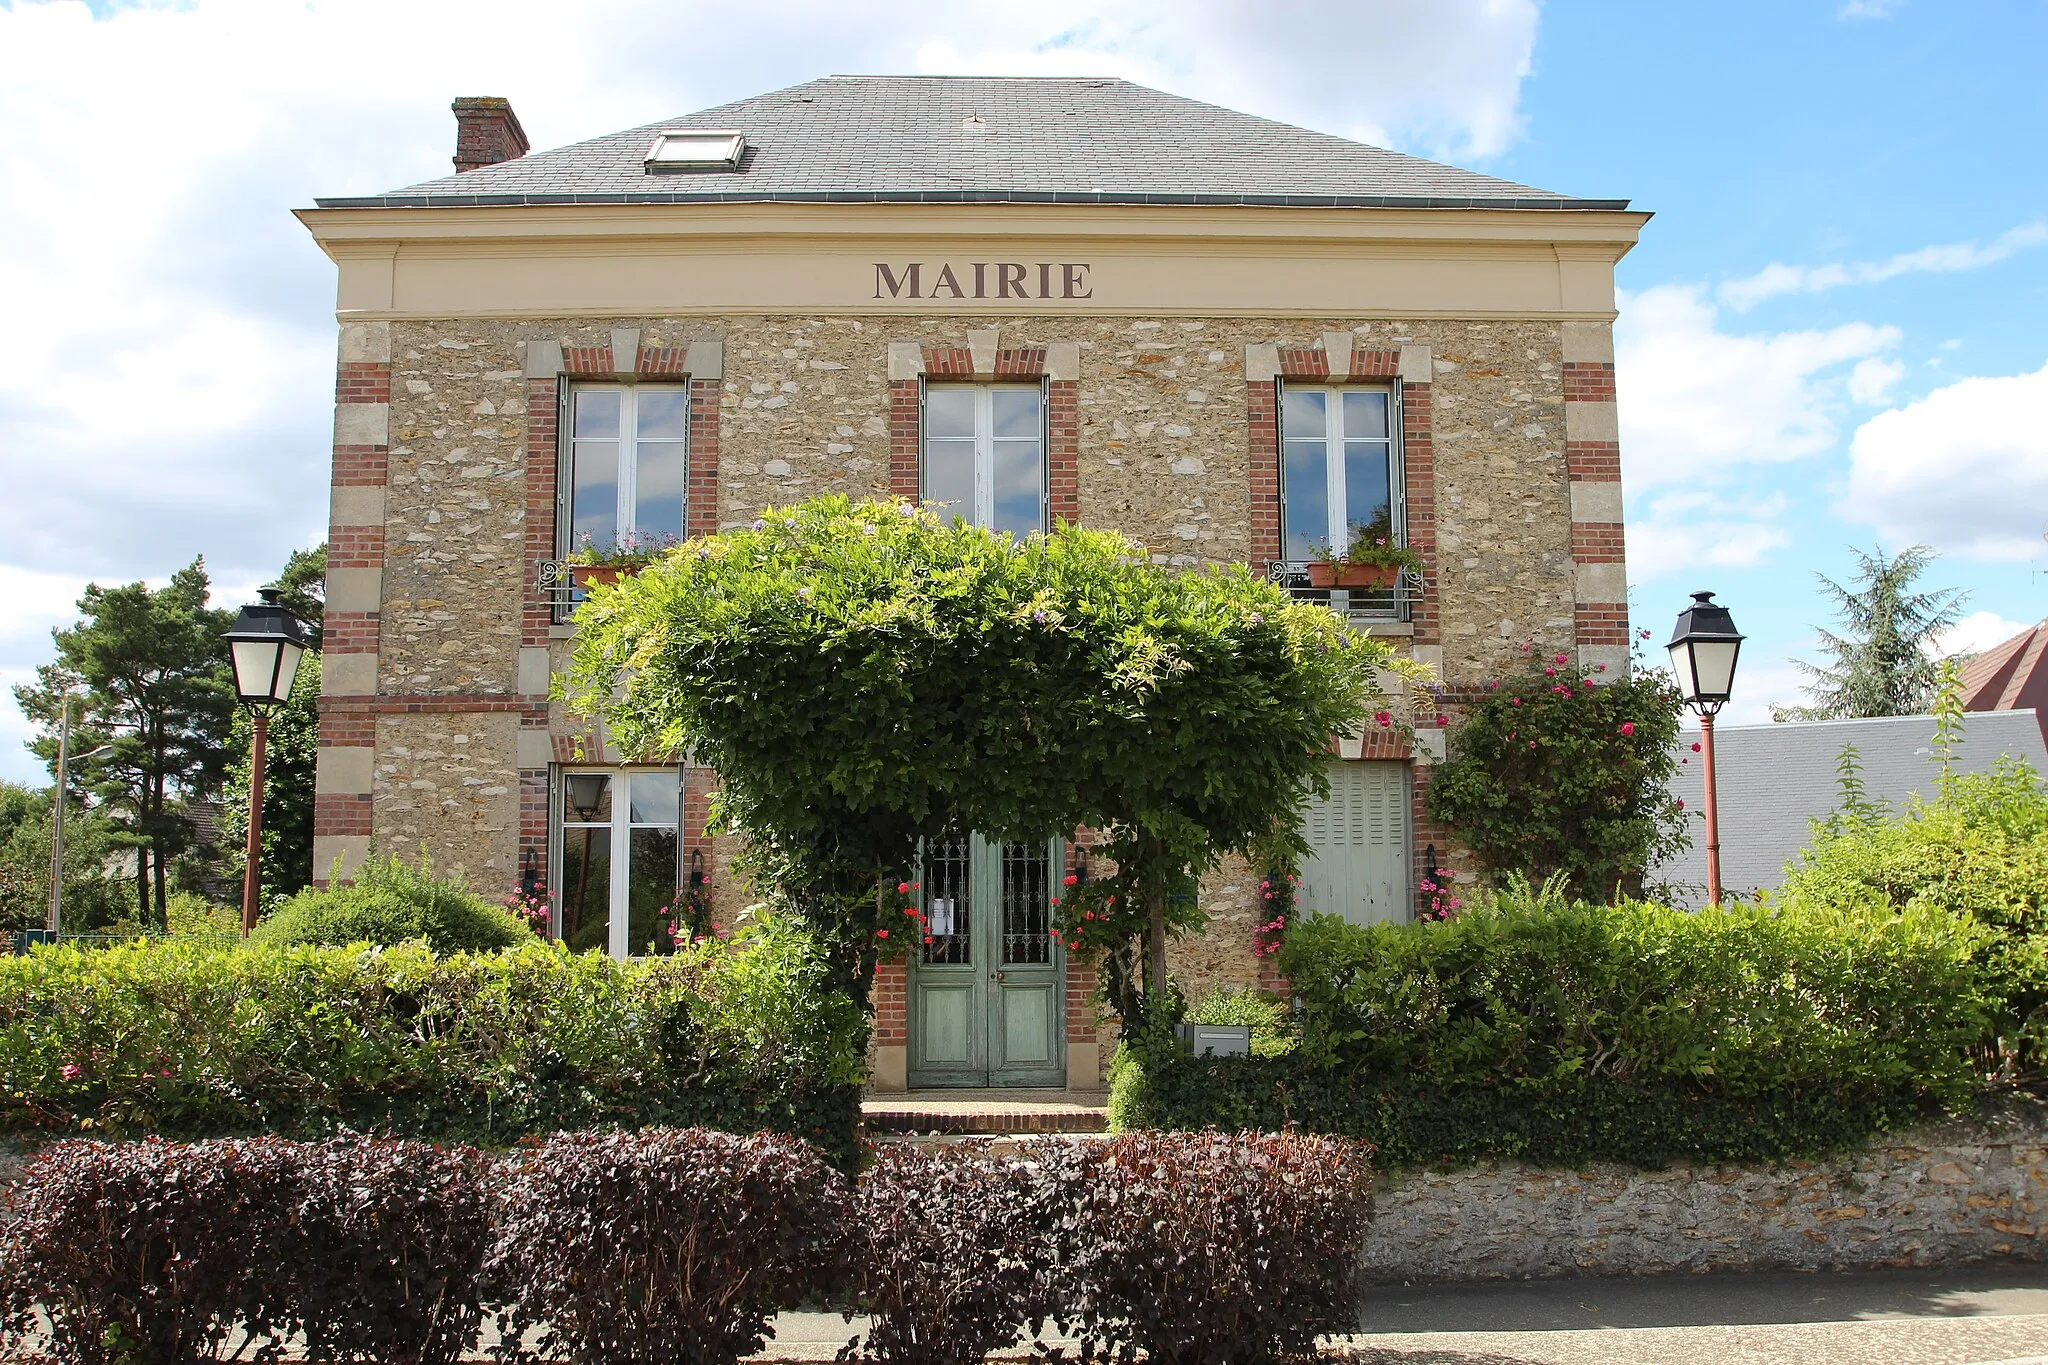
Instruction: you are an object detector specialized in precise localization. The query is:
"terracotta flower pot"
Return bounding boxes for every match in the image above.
[1306,560,1400,589]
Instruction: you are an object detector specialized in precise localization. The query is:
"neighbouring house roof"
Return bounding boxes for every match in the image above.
[1652,710,2048,909]
[315,75,1626,211]
[1960,617,2048,746]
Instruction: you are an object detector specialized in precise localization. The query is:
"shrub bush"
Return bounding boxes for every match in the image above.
[0,1136,307,1364]
[1,1135,492,1365]
[294,1139,493,1365]
[0,924,866,1164]
[1055,1131,1375,1365]
[1114,891,1997,1167]
[1782,759,2048,1068]
[1424,653,1688,898]
[251,851,534,954]
[843,1141,1062,1364]
[488,1126,853,1365]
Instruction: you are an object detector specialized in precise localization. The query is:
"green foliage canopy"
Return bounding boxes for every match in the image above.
[565,497,1398,1010]
[1425,652,1688,898]
[11,560,235,928]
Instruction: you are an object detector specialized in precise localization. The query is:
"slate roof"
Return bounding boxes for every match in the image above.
[1652,710,2048,908]
[316,75,1624,211]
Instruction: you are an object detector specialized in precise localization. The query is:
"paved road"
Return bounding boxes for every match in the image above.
[762,1265,2048,1362]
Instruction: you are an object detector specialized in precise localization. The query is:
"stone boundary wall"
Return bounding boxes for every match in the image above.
[1362,1109,2048,1281]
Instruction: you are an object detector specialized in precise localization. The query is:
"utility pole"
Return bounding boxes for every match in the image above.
[46,694,69,935]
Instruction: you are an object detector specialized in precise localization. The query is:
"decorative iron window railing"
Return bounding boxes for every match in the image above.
[1264,561,1417,623]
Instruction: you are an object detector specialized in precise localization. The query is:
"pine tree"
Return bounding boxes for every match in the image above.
[12,560,236,928]
[1774,544,1966,721]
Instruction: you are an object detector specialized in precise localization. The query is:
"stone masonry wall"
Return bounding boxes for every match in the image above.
[358,312,1588,975]
[1363,1109,2048,1281]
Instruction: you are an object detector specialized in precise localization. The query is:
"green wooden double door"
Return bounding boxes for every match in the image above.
[908,835,1066,1088]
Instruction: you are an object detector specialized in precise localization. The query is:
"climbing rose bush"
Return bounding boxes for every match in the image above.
[1425,647,1688,899]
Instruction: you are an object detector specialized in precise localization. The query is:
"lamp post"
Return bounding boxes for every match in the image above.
[1666,591,1745,906]
[226,587,313,937]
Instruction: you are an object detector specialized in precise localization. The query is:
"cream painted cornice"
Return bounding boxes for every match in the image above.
[295,200,1647,323]
[297,200,1648,251]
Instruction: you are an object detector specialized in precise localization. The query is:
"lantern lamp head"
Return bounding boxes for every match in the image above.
[1666,591,1745,712]
[226,587,314,709]
[564,773,609,823]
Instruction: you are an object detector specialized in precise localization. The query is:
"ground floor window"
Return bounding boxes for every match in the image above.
[555,767,682,957]
[1298,760,1411,925]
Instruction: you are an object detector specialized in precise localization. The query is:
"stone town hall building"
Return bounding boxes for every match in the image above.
[298,76,1643,1091]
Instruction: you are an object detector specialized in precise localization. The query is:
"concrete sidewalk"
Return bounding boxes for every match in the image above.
[757,1265,2048,1362]
[1335,1266,2048,1364]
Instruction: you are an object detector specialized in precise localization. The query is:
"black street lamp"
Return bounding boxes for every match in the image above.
[226,587,313,937]
[1666,591,1745,906]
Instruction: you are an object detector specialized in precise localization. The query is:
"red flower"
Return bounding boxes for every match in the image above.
[1581,678,1594,689]
[1434,713,1448,726]
[1529,740,1537,749]
[1555,653,1569,665]
[904,907,917,916]
[1619,722,1636,736]
[896,881,910,894]
[1511,697,1522,707]
[1677,797,1686,809]
[923,935,934,944]
[1692,742,1702,752]
[1544,666,1556,677]
[1487,680,1500,689]
[1062,874,1078,886]
[1375,710,1393,727]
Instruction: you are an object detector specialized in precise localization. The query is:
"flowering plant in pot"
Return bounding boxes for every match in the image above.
[1306,523,1425,589]
[565,530,681,586]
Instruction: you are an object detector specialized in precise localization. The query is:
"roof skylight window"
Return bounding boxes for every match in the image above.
[643,129,745,172]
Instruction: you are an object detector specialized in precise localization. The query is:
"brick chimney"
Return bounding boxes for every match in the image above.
[451,97,529,173]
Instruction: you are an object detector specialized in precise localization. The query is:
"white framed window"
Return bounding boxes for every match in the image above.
[923,385,1046,535]
[554,767,682,959]
[561,385,689,558]
[1280,386,1403,563]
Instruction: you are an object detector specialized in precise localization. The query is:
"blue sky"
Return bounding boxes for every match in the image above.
[0,0,2042,782]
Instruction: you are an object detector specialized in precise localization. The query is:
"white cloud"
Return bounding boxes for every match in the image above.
[1625,491,1791,586]
[1616,284,1899,493]
[1718,221,2048,310]
[1843,360,2048,562]
[911,0,1540,160]
[1934,610,2033,660]
[1847,356,1907,405]
[1838,0,1905,18]
[0,0,1545,784]
[1715,654,1814,727]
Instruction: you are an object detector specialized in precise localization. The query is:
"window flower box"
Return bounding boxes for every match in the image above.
[570,563,640,589]
[1305,560,1401,590]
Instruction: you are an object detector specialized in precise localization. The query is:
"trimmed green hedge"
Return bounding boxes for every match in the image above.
[1114,895,1998,1168]
[0,927,866,1166]
[250,852,535,955]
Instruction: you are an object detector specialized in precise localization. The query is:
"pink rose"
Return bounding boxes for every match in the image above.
[1620,722,1636,736]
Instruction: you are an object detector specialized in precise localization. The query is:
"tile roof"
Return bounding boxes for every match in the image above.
[316,75,1624,211]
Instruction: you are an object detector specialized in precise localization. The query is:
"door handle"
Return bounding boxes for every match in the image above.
[990,971,1006,983]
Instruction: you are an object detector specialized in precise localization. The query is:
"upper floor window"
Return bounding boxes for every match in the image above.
[563,385,688,557]
[1281,387,1400,562]
[923,385,1045,536]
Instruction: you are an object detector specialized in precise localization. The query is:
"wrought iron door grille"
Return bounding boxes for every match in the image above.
[1001,842,1051,965]
[921,837,972,965]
